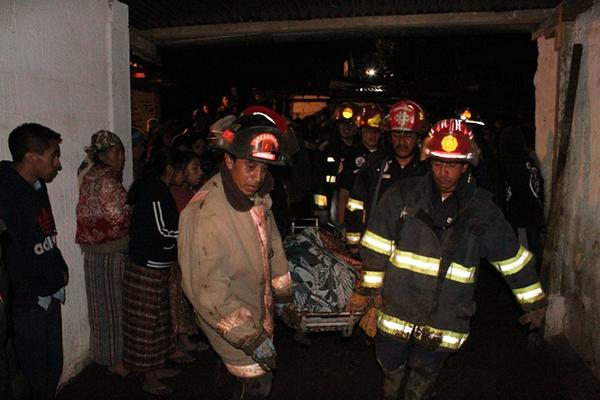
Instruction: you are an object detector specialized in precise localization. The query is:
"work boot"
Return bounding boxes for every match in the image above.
[382,365,406,400]
[404,367,439,400]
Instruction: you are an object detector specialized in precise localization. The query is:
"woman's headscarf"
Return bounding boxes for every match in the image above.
[78,130,123,184]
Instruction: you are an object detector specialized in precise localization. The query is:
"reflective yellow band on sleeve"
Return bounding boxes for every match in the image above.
[346,198,364,212]
[313,194,328,207]
[346,232,361,245]
[513,282,545,304]
[376,311,469,351]
[325,175,337,183]
[389,250,476,284]
[362,270,385,288]
[360,230,394,256]
[445,263,476,284]
[327,156,336,163]
[492,246,533,276]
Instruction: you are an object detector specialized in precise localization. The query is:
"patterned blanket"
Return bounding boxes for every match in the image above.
[283,228,359,312]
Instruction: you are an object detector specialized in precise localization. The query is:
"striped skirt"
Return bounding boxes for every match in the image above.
[122,262,175,371]
[83,252,126,367]
[169,263,199,336]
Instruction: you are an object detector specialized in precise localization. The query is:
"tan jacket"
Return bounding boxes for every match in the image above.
[179,173,291,374]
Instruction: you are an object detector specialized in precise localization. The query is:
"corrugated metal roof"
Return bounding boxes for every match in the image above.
[122,0,561,30]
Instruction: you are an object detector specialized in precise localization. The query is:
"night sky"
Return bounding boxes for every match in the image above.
[158,32,537,126]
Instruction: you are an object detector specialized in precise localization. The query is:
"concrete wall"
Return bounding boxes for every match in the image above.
[536,2,600,377]
[0,0,131,382]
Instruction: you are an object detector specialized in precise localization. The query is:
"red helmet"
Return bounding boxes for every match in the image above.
[389,100,427,133]
[356,104,385,130]
[218,113,289,165]
[423,119,479,165]
[333,103,359,124]
[241,105,288,134]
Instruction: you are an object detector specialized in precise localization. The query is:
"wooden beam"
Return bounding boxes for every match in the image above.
[143,9,553,46]
[541,43,583,291]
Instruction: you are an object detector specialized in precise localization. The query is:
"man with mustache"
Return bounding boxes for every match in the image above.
[344,100,428,250]
[178,112,293,400]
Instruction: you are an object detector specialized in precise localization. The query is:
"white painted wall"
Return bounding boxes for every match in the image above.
[536,2,600,378]
[0,0,131,382]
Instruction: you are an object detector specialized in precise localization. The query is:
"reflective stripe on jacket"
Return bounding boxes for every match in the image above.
[345,151,426,245]
[359,173,546,352]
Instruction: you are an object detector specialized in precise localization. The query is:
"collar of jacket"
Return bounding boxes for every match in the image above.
[0,160,45,195]
[428,172,477,223]
[219,162,274,212]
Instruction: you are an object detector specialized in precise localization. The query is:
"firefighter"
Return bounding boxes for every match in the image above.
[348,118,547,400]
[344,100,428,249]
[313,102,359,224]
[336,104,384,227]
[178,112,293,399]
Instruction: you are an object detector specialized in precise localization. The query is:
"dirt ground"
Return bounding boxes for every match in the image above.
[57,264,600,399]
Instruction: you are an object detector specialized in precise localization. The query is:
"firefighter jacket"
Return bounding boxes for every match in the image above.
[178,172,292,378]
[344,151,426,246]
[336,142,377,192]
[359,172,546,352]
[312,139,354,217]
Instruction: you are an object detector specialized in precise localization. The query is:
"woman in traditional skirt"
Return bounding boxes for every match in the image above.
[123,148,189,395]
[169,151,209,354]
[75,130,130,376]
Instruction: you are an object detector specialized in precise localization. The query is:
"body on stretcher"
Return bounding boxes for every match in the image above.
[278,218,365,343]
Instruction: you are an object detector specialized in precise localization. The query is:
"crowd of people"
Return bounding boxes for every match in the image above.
[0,91,548,400]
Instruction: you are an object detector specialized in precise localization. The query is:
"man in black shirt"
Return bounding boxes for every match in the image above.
[0,123,68,400]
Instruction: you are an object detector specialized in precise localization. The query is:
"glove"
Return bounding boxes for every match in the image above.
[346,293,369,313]
[519,307,546,329]
[346,293,382,313]
[359,307,378,338]
[251,337,276,371]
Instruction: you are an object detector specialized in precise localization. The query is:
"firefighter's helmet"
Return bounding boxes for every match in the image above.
[458,107,485,127]
[333,103,359,124]
[422,119,479,165]
[356,104,385,130]
[217,113,289,165]
[241,105,288,134]
[389,100,427,133]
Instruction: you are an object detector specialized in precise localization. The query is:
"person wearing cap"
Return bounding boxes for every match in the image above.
[336,104,384,227]
[75,130,131,377]
[344,100,428,251]
[347,119,547,400]
[178,111,293,399]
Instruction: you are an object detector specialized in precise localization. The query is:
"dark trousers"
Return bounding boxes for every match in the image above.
[11,300,63,400]
[0,300,8,398]
[231,372,273,400]
[375,331,448,373]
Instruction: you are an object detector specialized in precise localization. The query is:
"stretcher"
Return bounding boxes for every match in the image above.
[278,219,365,344]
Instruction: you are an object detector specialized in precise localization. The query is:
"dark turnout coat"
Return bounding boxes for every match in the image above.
[359,173,546,352]
[344,150,426,245]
